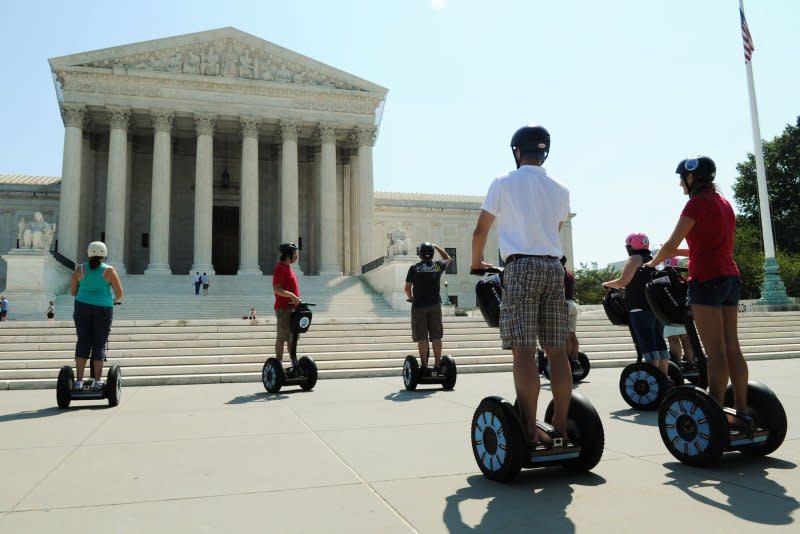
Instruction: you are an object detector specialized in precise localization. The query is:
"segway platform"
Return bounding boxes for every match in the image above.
[262,302,318,393]
[56,365,122,408]
[402,354,457,391]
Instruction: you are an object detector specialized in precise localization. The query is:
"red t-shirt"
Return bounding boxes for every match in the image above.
[273,262,299,310]
[681,191,740,283]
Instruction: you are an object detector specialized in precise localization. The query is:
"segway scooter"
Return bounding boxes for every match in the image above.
[646,269,787,466]
[471,267,605,482]
[537,348,591,383]
[262,302,318,393]
[602,288,694,411]
[402,354,457,391]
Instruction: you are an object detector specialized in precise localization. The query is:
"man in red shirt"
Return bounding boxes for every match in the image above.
[273,242,301,366]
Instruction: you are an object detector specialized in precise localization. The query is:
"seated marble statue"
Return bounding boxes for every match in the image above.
[20,212,56,250]
[387,228,412,257]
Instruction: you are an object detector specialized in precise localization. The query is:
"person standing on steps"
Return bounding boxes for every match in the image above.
[471,124,572,448]
[404,242,451,375]
[193,271,202,296]
[201,272,210,296]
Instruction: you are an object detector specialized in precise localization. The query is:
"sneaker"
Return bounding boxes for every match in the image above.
[93,380,105,390]
[433,366,442,376]
[73,380,84,390]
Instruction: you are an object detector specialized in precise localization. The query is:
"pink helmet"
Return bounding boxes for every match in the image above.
[625,232,650,250]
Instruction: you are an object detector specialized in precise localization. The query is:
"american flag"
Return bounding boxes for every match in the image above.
[740,6,755,63]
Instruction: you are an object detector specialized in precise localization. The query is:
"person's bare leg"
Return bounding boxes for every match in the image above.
[543,345,571,437]
[680,334,695,363]
[692,305,728,405]
[75,357,88,381]
[275,340,284,364]
[432,339,443,368]
[722,306,748,413]
[512,347,541,444]
[92,359,103,381]
[418,340,429,368]
[568,332,579,361]
[667,336,682,361]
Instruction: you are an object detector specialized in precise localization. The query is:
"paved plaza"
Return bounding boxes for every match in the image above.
[0,358,798,533]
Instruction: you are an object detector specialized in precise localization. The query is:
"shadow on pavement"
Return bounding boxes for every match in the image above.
[0,405,110,422]
[384,390,438,402]
[608,408,659,426]
[443,471,606,533]
[663,457,799,526]
[225,391,297,404]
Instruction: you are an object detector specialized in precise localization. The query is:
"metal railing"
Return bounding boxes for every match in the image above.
[361,256,387,274]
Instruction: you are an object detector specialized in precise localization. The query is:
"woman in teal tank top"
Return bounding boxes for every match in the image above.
[69,241,124,389]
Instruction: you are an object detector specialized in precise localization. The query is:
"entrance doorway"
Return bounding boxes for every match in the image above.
[212,206,239,275]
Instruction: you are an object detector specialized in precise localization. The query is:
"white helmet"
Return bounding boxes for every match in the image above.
[87,241,108,258]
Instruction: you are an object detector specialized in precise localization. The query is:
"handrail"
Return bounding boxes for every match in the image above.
[361,256,387,274]
[50,250,75,271]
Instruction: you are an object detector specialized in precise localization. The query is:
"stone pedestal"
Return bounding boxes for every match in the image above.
[1,249,73,317]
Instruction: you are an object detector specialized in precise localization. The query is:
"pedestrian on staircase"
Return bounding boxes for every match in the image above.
[193,272,202,295]
[404,242,451,375]
[69,241,124,390]
[46,300,55,321]
[273,243,301,367]
[0,295,8,321]
[201,272,210,296]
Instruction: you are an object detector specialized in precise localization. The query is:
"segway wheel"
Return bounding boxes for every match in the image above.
[56,366,73,409]
[667,361,684,387]
[574,352,591,382]
[659,386,727,467]
[471,397,526,482]
[440,355,457,390]
[297,356,318,391]
[724,382,787,457]
[262,358,285,393]
[403,355,419,391]
[619,362,669,411]
[106,365,122,407]
[544,391,604,472]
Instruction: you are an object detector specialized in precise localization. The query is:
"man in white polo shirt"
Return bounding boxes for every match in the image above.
[471,124,571,447]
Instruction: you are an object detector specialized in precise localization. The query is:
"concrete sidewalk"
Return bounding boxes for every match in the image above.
[0,360,798,533]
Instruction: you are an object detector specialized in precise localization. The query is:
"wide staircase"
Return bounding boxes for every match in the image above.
[2,307,800,390]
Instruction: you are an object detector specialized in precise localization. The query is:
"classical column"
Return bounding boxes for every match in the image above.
[356,127,377,268]
[191,113,216,274]
[348,149,360,274]
[57,104,86,262]
[318,123,340,274]
[279,119,301,272]
[104,106,131,274]
[238,117,262,275]
[145,111,174,274]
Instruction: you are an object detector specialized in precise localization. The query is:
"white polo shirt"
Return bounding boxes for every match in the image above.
[481,165,570,261]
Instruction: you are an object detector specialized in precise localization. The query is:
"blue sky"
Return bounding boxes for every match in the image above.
[1,0,797,268]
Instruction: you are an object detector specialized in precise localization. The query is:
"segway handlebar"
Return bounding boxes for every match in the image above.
[470,267,503,275]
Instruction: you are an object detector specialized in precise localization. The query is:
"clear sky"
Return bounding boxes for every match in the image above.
[1,0,797,268]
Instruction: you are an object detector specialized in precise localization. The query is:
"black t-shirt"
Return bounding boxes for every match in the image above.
[406,260,447,307]
[623,252,654,311]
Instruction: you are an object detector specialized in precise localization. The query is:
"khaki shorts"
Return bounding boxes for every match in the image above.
[411,305,443,342]
[499,256,568,349]
[275,308,292,343]
[567,299,578,333]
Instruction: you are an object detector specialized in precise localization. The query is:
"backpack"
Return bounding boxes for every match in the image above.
[645,267,688,326]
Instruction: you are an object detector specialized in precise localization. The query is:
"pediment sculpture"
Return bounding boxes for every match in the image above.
[18,212,56,251]
[79,38,363,91]
[387,227,413,257]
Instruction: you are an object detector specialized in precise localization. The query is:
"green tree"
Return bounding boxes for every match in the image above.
[733,218,764,299]
[733,116,800,254]
[574,263,619,304]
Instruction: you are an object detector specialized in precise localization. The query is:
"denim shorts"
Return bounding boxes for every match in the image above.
[687,276,741,307]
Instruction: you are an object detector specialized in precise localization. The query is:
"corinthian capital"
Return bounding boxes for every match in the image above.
[278,119,299,142]
[60,104,87,129]
[355,126,377,147]
[194,112,217,136]
[240,116,261,139]
[107,106,131,131]
[151,110,174,133]
[318,122,337,144]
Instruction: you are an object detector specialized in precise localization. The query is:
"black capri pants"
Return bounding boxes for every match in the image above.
[73,300,113,361]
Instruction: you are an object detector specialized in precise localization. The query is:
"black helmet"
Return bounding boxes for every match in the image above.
[279,242,298,256]
[675,156,716,181]
[510,125,550,165]
[416,242,435,260]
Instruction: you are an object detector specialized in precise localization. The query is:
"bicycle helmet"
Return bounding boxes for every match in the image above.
[279,242,298,256]
[416,242,435,260]
[675,156,716,194]
[510,124,550,167]
[87,241,108,258]
[625,233,650,251]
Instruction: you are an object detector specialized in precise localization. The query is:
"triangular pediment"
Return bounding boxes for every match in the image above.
[49,27,386,95]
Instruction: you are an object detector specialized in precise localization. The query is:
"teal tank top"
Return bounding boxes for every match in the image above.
[76,262,113,307]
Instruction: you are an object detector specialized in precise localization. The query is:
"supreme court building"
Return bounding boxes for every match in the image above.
[49,27,387,277]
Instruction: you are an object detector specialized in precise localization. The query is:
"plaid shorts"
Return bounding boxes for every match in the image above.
[499,256,568,349]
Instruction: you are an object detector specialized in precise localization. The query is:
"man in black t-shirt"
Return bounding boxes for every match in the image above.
[405,242,452,374]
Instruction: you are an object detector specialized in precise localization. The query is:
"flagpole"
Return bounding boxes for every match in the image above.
[739,0,792,306]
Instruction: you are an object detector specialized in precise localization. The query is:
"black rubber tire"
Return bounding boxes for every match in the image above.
[619,362,669,411]
[659,386,727,467]
[403,355,419,391]
[440,355,457,390]
[573,352,591,382]
[724,382,787,457]
[297,356,318,391]
[471,396,526,482]
[56,366,73,409]
[262,358,285,393]
[668,361,684,387]
[544,391,604,472]
[106,365,122,407]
